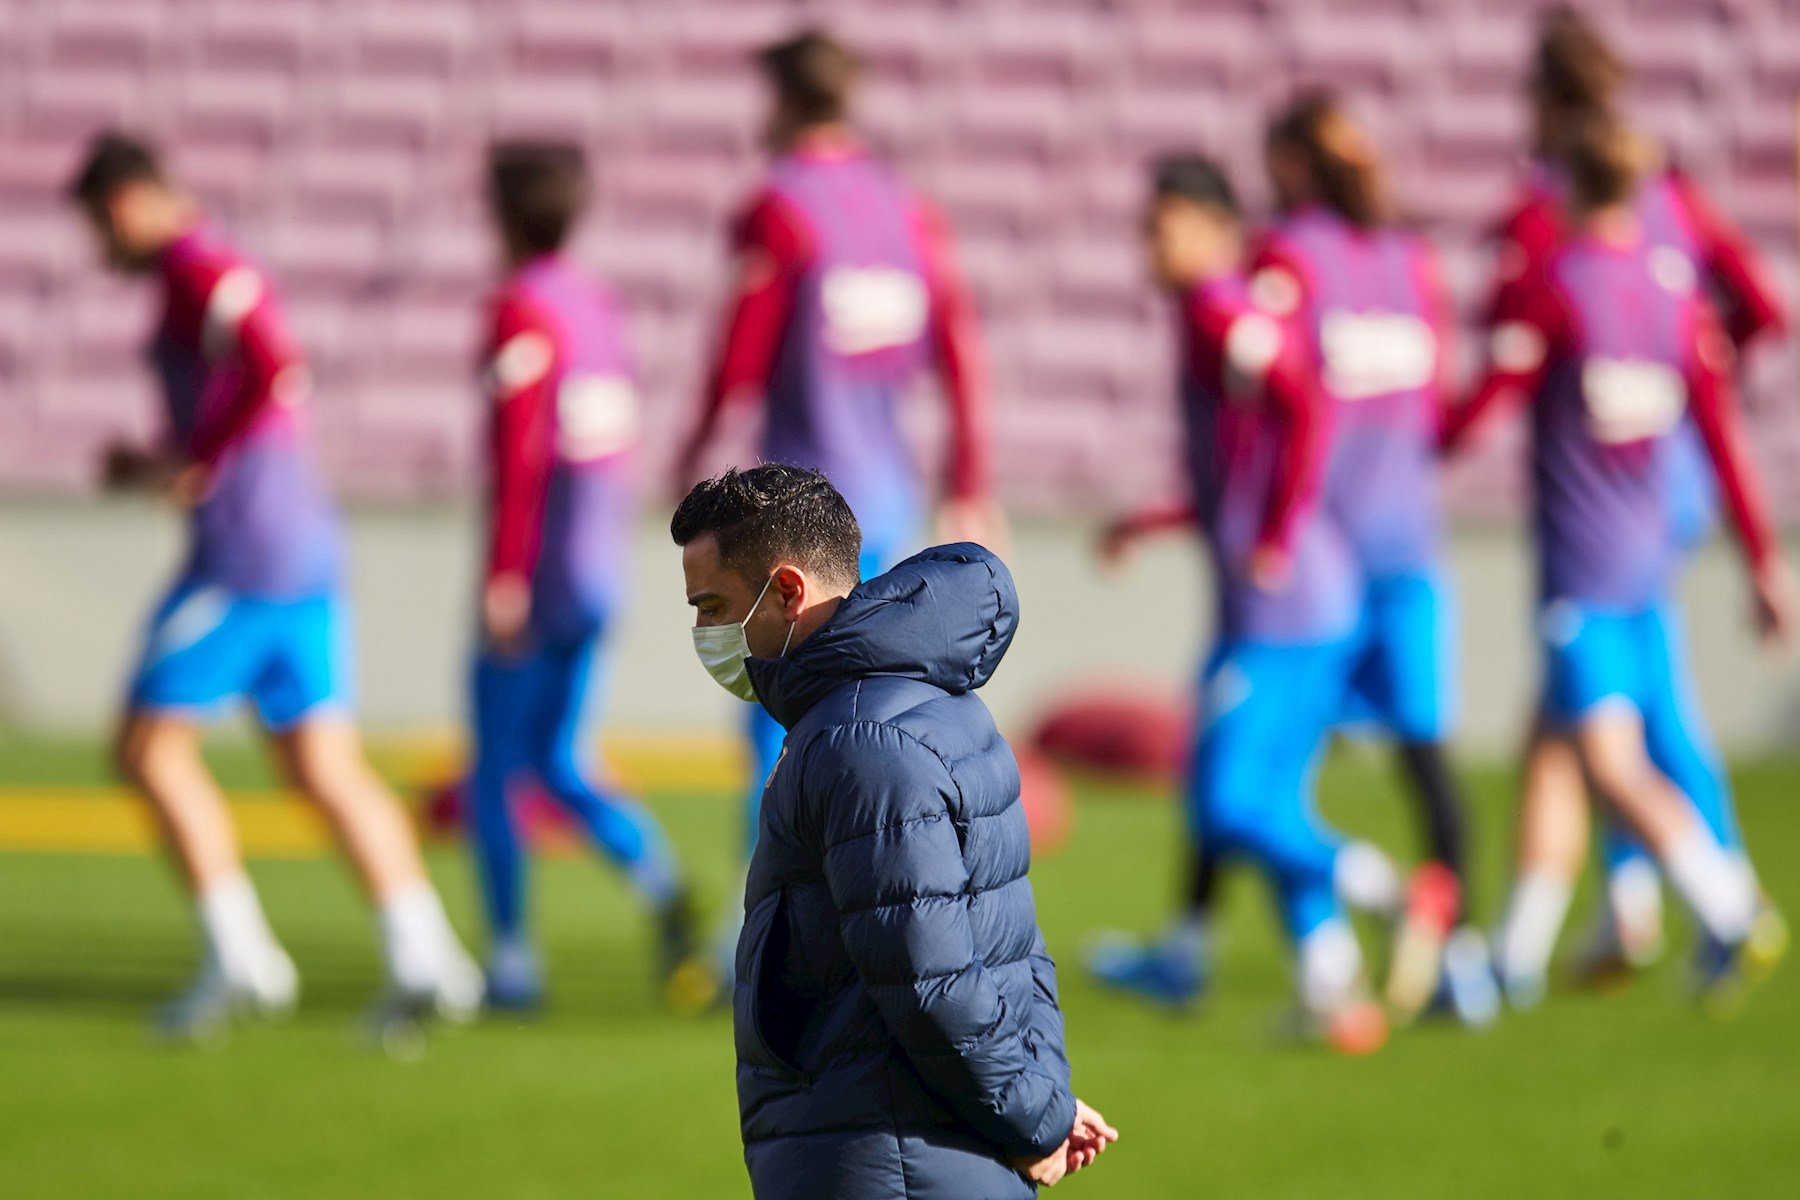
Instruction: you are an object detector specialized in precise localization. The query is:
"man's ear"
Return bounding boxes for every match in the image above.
[772,563,808,616]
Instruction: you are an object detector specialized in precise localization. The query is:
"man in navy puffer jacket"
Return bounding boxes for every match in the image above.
[674,466,1116,1199]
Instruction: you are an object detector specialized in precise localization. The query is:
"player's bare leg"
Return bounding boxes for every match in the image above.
[115,710,297,1036]
[1572,706,1756,1009]
[1493,723,1587,1007]
[268,715,483,1026]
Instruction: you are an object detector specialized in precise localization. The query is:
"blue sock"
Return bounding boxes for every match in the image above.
[470,654,531,942]
[535,636,681,906]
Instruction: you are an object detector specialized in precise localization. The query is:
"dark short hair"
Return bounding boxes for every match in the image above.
[1152,154,1240,217]
[487,140,588,255]
[67,131,162,208]
[671,465,862,588]
[757,29,858,125]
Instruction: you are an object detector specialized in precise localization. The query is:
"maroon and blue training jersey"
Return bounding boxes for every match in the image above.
[151,227,341,599]
[1251,207,1452,581]
[1489,162,1788,551]
[1180,275,1361,645]
[1447,229,1777,610]
[691,137,989,549]
[483,255,640,644]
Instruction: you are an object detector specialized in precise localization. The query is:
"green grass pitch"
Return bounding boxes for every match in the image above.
[1,731,1796,1198]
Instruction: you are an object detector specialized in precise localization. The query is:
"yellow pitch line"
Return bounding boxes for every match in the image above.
[0,736,745,856]
[0,790,330,857]
[373,730,746,795]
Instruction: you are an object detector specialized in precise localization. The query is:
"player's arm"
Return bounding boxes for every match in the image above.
[1683,308,1795,644]
[1480,196,1561,324]
[1247,316,1330,588]
[912,199,1004,547]
[1097,501,1198,568]
[802,728,1076,1163]
[671,194,811,488]
[183,267,306,498]
[1670,169,1787,351]
[1417,241,1459,436]
[482,295,559,652]
[1441,268,1568,453]
[1246,236,1315,335]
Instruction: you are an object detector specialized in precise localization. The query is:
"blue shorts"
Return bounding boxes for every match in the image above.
[1190,639,1355,939]
[128,581,350,731]
[1540,599,1679,726]
[1339,571,1456,742]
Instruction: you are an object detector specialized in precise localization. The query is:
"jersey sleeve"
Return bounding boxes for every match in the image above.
[1668,169,1788,351]
[184,264,307,466]
[1245,236,1315,335]
[483,293,559,590]
[1193,291,1328,553]
[911,198,992,500]
[1682,302,1778,569]
[1256,329,1331,554]
[1442,265,1571,452]
[1480,193,1562,326]
[680,192,814,463]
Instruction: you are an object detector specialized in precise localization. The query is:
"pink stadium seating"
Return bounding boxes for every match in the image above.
[0,0,1796,516]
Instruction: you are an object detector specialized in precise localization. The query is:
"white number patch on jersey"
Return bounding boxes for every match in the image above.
[488,331,555,398]
[820,266,929,356]
[201,266,263,361]
[1222,312,1283,405]
[557,374,640,460]
[1319,311,1437,400]
[1580,357,1686,445]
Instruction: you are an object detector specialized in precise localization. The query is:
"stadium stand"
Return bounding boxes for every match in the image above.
[0,0,1795,514]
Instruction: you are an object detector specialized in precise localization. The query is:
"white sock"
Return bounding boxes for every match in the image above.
[1663,831,1755,944]
[1731,849,1761,896]
[377,881,466,993]
[1606,858,1665,963]
[196,873,284,987]
[1335,841,1402,915]
[1495,870,1573,985]
[1297,918,1363,1016]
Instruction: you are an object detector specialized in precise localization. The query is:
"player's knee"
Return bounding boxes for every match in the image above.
[113,719,187,786]
[1585,755,1661,810]
[286,743,378,813]
[529,746,590,804]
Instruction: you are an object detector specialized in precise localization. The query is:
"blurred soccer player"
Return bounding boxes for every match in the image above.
[1084,156,1388,1052]
[1445,116,1796,1011]
[470,143,705,1012]
[1486,6,1790,992]
[1253,93,1494,1024]
[68,133,481,1037]
[671,28,999,967]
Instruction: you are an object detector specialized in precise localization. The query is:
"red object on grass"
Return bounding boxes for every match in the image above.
[420,778,583,854]
[1029,689,1191,784]
[1404,860,1463,934]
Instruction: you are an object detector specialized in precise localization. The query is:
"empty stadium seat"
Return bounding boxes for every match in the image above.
[0,0,1792,518]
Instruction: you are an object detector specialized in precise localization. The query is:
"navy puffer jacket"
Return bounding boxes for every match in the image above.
[736,544,1076,1200]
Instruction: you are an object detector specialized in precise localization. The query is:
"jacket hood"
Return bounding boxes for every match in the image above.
[747,543,1019,729]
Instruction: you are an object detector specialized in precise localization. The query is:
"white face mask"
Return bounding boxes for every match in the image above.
[692,573,795,701]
